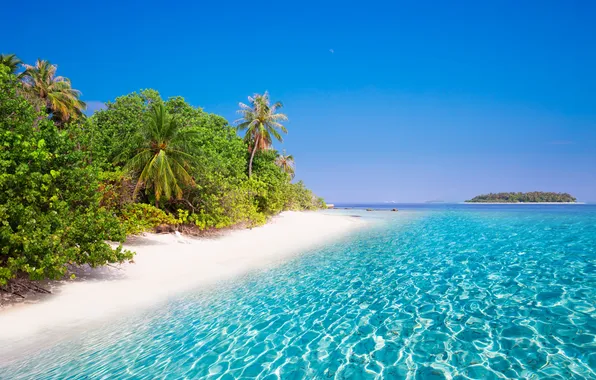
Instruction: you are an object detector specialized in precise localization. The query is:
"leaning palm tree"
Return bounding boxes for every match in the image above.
[20,59,86,124]
[275,151,295,179]
[0,54,22,74]
[235,91,288,177]
[124,103,196,206]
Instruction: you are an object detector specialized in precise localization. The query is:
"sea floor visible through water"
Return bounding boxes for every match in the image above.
[1,205,595,379]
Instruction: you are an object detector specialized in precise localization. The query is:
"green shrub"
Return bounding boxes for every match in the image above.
[0,66,132,285]
[97,169,135,209]
[119,203,179,234]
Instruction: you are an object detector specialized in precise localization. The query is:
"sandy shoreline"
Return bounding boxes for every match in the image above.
[0,211,368,345]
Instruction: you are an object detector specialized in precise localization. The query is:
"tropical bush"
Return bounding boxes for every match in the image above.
[0,66,132,285]
[119,203,179,235]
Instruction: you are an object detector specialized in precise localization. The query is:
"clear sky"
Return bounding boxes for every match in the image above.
[3,0,595,202]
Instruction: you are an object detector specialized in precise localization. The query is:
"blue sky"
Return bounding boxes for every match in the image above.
[3,0,595,202]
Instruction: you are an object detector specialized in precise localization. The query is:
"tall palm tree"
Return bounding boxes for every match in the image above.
[124,103,196,206]
[235,91,288,178]
[275,151,295,179]
[0,54,22,74]
[20,59,86,124]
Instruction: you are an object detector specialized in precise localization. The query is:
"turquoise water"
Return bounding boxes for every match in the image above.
[1,206,596,379]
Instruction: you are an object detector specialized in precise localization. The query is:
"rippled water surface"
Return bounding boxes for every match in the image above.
[2,207,596,379]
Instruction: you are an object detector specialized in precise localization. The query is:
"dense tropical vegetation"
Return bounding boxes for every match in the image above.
[466,192,577,203]
[0,55,325,288]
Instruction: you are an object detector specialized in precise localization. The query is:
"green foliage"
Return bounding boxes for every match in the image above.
[284,181,327,210]
[275,151,295,179]
[171,97,268,229]
[86,89,161,168]
[119,203,179,235]
[187,175,265,230]
[124,103,196,204]
[248,150,325,214]
[0,66,132,285]
[97,169,135,210]
[466,192,577,203]
[250,150,292,214]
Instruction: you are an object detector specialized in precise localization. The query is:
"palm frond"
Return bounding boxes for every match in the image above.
[124,103,198,203]
[234,92,290,176]
[19,59,85,124]
[275,151,296,178]
[0,53,22,74]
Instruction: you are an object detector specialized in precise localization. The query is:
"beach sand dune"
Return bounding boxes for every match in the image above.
[0,211,366,345]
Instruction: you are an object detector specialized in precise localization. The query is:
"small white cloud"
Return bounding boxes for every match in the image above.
[84,100,107,115]
[329,49,334,54]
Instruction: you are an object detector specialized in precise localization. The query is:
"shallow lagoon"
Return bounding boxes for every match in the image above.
[2,206,595,379]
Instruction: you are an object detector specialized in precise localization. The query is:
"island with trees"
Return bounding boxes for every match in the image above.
[465,192,577,203]
[0,53,325,292]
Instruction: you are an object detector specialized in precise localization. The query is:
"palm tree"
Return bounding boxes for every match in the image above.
[124,103,196,206]
[275,151,295,179]
[20,59,86,124]
[0,54,22,74]
[235,91,288,178]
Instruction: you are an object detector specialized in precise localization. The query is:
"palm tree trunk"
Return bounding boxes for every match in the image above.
[248,141,258,178]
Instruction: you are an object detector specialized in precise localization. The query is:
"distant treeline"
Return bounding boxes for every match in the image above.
[466,192,577,203]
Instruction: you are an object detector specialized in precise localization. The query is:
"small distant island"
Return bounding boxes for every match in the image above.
[466,192,577,203]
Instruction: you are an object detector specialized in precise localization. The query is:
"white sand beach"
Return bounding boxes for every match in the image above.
[0,211,367,344]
